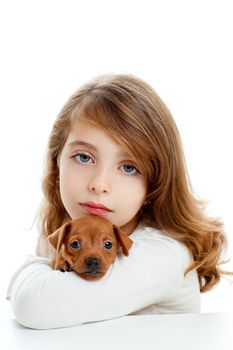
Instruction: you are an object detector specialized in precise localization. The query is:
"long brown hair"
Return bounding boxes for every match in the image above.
[36,73,231,292]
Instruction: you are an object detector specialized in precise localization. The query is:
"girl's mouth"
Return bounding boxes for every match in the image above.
[79,202,112,216]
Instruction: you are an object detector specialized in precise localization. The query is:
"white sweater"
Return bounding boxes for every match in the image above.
[7,223,201,329]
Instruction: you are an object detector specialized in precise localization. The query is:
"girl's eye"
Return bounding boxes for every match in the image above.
[73,153,93,164]
[104,241,113,249]
[70,241,81,249]
[121,164,139,175]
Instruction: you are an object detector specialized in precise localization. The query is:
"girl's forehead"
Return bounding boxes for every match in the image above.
[66,119,134,158]
[67,119,113,145]
[69,118,105,136]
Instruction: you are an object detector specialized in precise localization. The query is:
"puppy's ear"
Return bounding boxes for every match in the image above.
[113,225,133,256]
[48,222,72,252]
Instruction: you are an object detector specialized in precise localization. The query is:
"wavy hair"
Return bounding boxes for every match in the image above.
[36,73,231,292]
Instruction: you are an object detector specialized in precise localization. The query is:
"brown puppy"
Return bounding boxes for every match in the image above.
[48,215,133,280]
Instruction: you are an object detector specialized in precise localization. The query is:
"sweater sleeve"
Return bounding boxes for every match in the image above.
[7,227,188,329]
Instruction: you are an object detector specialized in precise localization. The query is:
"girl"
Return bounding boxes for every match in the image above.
[7,73,230,329]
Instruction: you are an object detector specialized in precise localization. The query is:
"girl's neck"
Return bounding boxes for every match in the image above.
[121,214,140,236]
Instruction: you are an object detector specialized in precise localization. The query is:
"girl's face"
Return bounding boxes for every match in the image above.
[57,119,147,234]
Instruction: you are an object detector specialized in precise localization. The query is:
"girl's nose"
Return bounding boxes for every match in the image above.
[88,169,112,194]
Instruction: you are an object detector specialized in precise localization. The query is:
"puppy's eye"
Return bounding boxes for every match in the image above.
[70,241,81,249]
[104,241,113,249]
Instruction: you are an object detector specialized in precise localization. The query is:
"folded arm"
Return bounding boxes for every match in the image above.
[7,232,185,329]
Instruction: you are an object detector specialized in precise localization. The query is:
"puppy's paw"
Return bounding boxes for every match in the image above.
[60,267,72,272]
[51,255,72,272]
[57,259,72,272]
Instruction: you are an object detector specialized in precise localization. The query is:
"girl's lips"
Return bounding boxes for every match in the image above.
[80,203,112,216]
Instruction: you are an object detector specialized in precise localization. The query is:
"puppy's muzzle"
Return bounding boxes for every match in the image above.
[85,256,102,274]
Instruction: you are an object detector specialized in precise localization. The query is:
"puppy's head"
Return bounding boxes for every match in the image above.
[48,215,133,280]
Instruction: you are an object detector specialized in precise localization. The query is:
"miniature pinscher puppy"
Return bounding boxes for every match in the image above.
[48,215,133,280]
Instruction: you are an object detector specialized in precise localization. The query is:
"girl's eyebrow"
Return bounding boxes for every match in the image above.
[68,140,96,151]
[68,140,133,159]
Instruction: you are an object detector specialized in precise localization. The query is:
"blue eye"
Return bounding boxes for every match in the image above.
[104,241,113,249]
[71,241,81,249]
[74,153,93,164]
[122,164,138,175]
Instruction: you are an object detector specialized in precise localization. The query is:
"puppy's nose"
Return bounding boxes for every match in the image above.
[85,257,101,270]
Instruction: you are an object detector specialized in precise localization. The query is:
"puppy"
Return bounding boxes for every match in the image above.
[48,215,133,280]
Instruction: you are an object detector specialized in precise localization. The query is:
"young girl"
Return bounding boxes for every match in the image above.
[7,73,230,329]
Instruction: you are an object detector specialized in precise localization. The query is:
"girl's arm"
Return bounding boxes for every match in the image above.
[7,228,199,329]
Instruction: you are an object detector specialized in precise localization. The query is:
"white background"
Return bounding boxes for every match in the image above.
[0,0,232,312]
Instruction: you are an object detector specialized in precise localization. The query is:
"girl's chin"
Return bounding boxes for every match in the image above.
[70,210,137,234]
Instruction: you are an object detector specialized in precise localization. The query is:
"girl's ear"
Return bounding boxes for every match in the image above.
[48,222,72,252]
[113,225,133,256]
